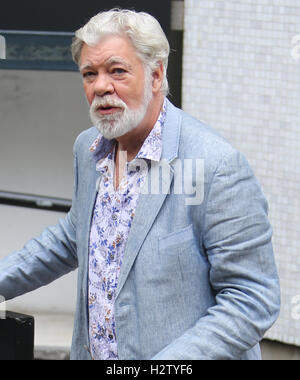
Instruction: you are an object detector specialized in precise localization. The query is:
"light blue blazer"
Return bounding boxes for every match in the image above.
[0,100,280,360]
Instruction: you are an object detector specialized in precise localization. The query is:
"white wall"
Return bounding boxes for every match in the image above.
[0,69,91,315]
[183,0,300,346]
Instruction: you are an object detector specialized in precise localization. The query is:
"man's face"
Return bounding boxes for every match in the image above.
[79,35,153,140]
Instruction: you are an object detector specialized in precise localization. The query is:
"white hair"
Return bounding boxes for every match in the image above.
[71,8,170,95]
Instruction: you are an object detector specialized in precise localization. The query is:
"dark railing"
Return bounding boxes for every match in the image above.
[0,311,34,360]
[0,190,71,213]
[0,192,70,360]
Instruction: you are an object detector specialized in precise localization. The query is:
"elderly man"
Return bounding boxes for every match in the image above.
[0,9,280,360]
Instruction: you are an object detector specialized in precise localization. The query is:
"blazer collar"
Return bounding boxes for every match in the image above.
[161,99,182,163]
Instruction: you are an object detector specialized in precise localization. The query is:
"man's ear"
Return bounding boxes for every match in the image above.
[152,62,164,94]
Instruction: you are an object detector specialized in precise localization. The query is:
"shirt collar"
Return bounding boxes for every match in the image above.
[90,98,167,164]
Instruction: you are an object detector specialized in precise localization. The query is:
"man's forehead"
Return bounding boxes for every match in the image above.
[79,37,140,69]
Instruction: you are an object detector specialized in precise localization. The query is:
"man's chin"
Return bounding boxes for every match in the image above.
[96,123,135,140]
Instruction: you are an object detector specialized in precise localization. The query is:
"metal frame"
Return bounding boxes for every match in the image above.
[0,190,71,213]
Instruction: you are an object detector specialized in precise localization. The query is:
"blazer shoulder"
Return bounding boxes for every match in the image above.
[178,109,236,160]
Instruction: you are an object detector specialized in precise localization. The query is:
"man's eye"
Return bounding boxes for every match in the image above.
[112,68,126,75]
[83,72,96,78]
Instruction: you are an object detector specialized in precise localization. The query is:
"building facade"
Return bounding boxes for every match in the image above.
[183,0,300,348]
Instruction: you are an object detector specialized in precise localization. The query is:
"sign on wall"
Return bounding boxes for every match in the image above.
[0,0,171,71]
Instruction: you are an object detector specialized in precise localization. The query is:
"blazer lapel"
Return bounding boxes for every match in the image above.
[81,151,103,309]
[116,99,182,299]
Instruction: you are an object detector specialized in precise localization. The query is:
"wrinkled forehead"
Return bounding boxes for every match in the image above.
[79,35,143,68]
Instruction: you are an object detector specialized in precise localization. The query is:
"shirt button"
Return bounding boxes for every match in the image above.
[108,334,114,341]
[107,293,113,300]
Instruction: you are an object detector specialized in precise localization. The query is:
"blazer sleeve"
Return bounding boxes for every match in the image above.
[0,149,79,301]
[152,150,281,360]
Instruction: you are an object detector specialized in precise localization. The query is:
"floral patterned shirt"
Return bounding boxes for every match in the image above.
[88,100,167,360]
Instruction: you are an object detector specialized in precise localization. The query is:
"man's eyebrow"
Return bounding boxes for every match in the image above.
[79,63,93,73]
[79,57,132,73]
[105,57,132,70]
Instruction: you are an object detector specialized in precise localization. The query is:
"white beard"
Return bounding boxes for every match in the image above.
[89,72,153,140]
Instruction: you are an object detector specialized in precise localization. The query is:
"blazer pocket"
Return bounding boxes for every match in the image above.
[158,224,194,251]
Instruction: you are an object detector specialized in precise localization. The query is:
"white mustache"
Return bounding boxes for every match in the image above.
[91,96,127,113]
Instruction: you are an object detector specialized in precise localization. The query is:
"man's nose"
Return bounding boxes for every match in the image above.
[94,74,114,97]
